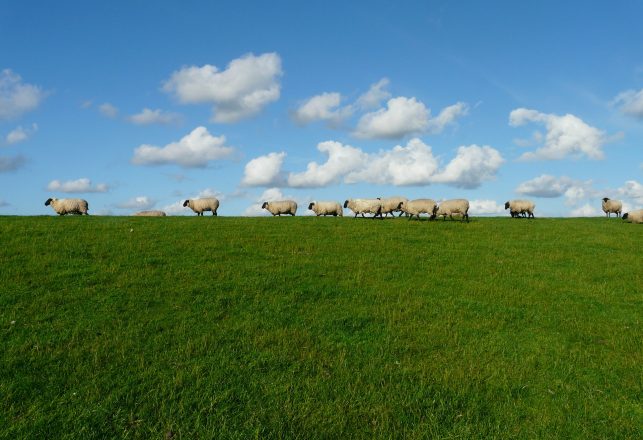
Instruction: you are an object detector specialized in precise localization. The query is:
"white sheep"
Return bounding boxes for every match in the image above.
[622,209,643,224]
[343,199,383,219]
[44,198,89,215]
[308,201,343,217]
[378,196,408,217]
[601,198,622,218]
[435,199,470,222]
[183,198,219,216]
[134,210,166,217]
[400,199,438,220]
[262,200,297,216]
[504,200,535,218]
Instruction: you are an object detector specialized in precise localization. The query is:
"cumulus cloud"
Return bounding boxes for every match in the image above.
[617,180,643,201]
[0,155,26,172]
[0,69,47,120]
[344,138,440,186]
[5,123,37,145]
[162,52,282,123]
[354,97,430,139]
[515,174,577,198]
[355,78,392,110]
[132,126,234,168]
[98,103,118,118]
[246,139,503,189]
[426,102,470,134]
[291,92,349,126]
[568,203,602,217]
[116,196,156,210]
[128,108,181,125]
[431,145,504,189]
[241,151,287,187]
[289,141,367,188]
[47,178,109,193]
[509,108,606,160]
[612,88,643,118]
[469,199,505,215]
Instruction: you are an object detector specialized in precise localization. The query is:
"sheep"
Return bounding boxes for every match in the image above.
[343,199,383,219]
[399,199,438,220]
[134,210,166,217]
[504,200,535,218]
[183,198,219,216]
[378,196,408,217]
[435,199,470,222]
[308,201,343,217]
[601,198,622,218]
[622,209,643,224]
[44,198,89,215]
[262,200,297,216]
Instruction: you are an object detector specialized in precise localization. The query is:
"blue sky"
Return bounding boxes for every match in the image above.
[1,0,642,216]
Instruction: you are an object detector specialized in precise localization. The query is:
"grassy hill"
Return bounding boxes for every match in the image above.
[1,216,641,438]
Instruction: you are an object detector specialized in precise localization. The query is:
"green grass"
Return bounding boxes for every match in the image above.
[1,216,641,439]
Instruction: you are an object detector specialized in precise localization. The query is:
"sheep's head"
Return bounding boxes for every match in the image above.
[261,202,268,209]
[623,213,629,220]
[182,200,190,207]
[308,202,315,210]
[343,200,349,208]
[44,198,54,206]
[504,201,510,210]
[602,197,610,202]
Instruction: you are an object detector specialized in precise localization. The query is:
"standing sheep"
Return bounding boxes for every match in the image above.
[622,209,643,224]
[134,210,166,217]
[378,196,408,217]
[601,198,622,218]
[308,201,343,217]
[183,198,219,216]
[399,199,438,220]
[44,198,89,215]
[262,200,297,216]
[435,199,470,222]
[504,200,535,218]
[343,199,383,219]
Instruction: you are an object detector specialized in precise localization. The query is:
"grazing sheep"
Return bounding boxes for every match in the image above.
[435,199,470,222]
[44,198,89,215]
[308,201,343,217]
[601,198,622,218]
[399,199,438,220]
[183,198,219,216]
[622,209,643,224]
[343,199,383,219]
[504,200,535,218]
[378,196,408,217]
[262,200,297,216]
[134,210,166,217]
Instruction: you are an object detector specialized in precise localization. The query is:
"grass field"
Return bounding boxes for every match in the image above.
[1,216,641,439]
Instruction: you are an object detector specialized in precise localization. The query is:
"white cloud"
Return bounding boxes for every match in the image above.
[0,69,47,120]
[612,89,643,118]
[116,196,156,210]
[128,108,181,125]
[509,108,606,160]
[132,126,234,168]
[354,97,430,139]
[469,199,505,215]
[291,92,349,126]
[426,102,470,134]
[431,145,504,189]
[47,178,109,193]
[345,138,440,186]
[617,180,643,201]
[289,141,367,188]
[162,52,282,123]
[0,155,26,172]
[98,103,118,118]
[568,203,601,217]
[515,174,576,198]
[241,151,286,187]
[355,78,392,110]
[5,123,37,145]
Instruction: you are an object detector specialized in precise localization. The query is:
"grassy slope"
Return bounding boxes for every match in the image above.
[0,216,641,439]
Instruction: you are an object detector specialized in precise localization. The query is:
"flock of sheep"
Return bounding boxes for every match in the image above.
[42,196,642,223]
